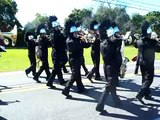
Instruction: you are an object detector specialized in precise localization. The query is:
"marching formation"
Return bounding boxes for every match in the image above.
[24,15,160,113]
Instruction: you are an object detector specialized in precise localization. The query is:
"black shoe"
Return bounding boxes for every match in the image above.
[62,90,72,99]
[33,77,41,83]
[46,84,56,89]
[134,71,138,74]
[95,104,105,113]
[136,94,145,104]
[95,76,101,80]
[78,88,86,93]
[144,95,154,100]
[25,70,29,77]
[60,80,67,85]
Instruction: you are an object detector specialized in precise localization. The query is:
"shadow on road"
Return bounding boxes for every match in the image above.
[64,77,160,120]
[0,85,12,91]
[154,74,160,78]
[0,116,7,120]
[0,99,20,105]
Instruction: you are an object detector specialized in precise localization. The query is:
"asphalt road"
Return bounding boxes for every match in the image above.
[0,61,160,120]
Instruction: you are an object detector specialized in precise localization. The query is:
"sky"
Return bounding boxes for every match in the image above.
[14,0,160,27]
[14,0,97,26]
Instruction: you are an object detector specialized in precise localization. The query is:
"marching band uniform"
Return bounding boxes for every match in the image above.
[62,20,90,98]
[135,20,158,104]
[81,48,89,76]
[24,31,37,77]
[77,26,89,76]
[33,24,51,83]
[46,16,67,89]
[86,20,101,81]
[96,20,122,112]
[134,52,140,74]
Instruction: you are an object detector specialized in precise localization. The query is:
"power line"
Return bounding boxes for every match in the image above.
[92,0,160,12]
[120,0,160,8]
[115,0,160,11]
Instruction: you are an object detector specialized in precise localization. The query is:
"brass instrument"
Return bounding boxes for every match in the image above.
[36,34,52,41]
[78,31,97,43]
[1,25,17,46]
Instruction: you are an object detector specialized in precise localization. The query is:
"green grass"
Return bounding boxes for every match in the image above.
[0,46,160,72]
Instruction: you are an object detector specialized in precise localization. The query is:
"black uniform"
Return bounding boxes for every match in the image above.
[135,21,159,104]
[81,48,89,75]
[134,51,140,74]
[62,35,90,98]
[135,37,158,103]
[96,20,122,112]
[33,35,51,83]
[86,32,100,80]
[24,31,37,77]
[47,30,67,88]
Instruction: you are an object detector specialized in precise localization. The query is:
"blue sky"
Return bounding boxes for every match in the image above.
[14,0,160,27]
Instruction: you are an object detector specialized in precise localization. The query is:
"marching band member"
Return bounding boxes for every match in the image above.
[96,19,122,112]
[77,25,89,76]
[117,26,130,79]
[24,31,37,77]
[46,15,67,89]
[86,20,101,81]
[33,24,51,83]
[135,20,159,104]
[62,20,90,98]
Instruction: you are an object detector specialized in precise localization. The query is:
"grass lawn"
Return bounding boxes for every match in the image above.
[0,46,160,72]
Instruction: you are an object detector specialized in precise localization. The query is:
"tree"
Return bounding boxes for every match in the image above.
[65,8,93,28]
[145,11,160,36]
[0,0,21,31]
[24,13,48,32]
[94,6,130,33]
[131,13,145,34]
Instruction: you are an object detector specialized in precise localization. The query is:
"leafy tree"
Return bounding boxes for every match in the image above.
[24,13,48,32]
[94,6,130,33]
[0,0,21,31]
[65,8,93,28]
[145,11,160,36]
[131,13,145,34]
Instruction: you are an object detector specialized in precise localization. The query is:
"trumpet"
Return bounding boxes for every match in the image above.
[78,32,96,43]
